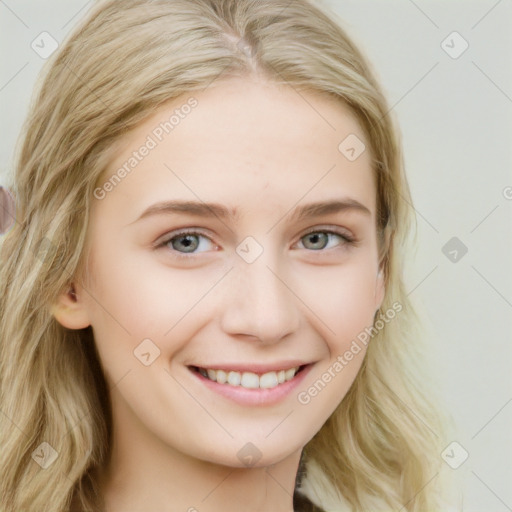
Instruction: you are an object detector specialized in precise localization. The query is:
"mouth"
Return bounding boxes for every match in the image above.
[188,364,309,390]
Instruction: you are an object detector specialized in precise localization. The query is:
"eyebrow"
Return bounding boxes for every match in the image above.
[126,198,371,227]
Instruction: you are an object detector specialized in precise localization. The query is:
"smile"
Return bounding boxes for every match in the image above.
[191,366,303,389]
[187,363,313,405]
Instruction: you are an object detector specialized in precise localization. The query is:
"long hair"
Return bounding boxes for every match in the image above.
[0,1,456,510]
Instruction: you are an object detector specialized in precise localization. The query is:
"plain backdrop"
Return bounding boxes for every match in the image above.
[1,1,511,510]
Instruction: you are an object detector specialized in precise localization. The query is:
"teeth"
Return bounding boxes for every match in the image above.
[240,372,259,389]
[259,372,278,389]
[284,368,296,380]
[227,371,241,386]
[197,366,301,389]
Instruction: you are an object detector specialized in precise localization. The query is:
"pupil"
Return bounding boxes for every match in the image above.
[175,235,197,252]
[307,233,327,249]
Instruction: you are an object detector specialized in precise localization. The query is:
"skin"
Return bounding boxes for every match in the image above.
[53,75,385,512]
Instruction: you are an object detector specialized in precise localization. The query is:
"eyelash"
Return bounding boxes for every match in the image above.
[154,227,357,261]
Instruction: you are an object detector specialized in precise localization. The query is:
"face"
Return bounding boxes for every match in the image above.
[57,76,384,468]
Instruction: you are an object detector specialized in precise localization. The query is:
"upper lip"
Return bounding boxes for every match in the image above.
[189,361,312,374]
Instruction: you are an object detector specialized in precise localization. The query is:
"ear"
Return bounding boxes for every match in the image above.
[374,267,385,313]
[51,283,91,329]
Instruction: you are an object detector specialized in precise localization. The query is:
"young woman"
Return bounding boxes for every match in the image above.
[0,0,458,510]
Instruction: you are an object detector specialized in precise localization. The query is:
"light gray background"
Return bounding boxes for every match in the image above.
[1,1,511,510]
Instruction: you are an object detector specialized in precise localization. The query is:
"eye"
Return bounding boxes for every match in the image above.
[154,227,357,260]
[155,229,216,260]
[297,228,356,251]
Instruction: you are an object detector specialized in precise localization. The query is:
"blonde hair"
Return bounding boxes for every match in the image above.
[0,0,456,510]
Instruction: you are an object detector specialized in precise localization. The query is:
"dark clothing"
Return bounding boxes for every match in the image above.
[294,490,326,512]
[293,452,326,512]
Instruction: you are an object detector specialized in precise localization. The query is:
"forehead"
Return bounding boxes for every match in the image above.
[94,76,375,220]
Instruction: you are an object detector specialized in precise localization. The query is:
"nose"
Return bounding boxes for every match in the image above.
[218,251,301,345]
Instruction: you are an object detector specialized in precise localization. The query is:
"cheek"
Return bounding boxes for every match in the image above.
[84,240,171,331]
[81,246,169,378]
[299,258,379,345]
[83,245,217,370]
[294,264,376,420]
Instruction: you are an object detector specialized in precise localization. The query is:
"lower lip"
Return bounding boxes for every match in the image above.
[188,364,313,406]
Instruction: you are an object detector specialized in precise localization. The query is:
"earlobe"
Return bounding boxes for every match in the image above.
[51,284,91,330]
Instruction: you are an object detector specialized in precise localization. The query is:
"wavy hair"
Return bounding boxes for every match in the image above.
[0,0,456,510]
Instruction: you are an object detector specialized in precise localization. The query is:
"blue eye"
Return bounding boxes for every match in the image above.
[299,230,355,251]
[156,230,214,260]
[155,227,356,260]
